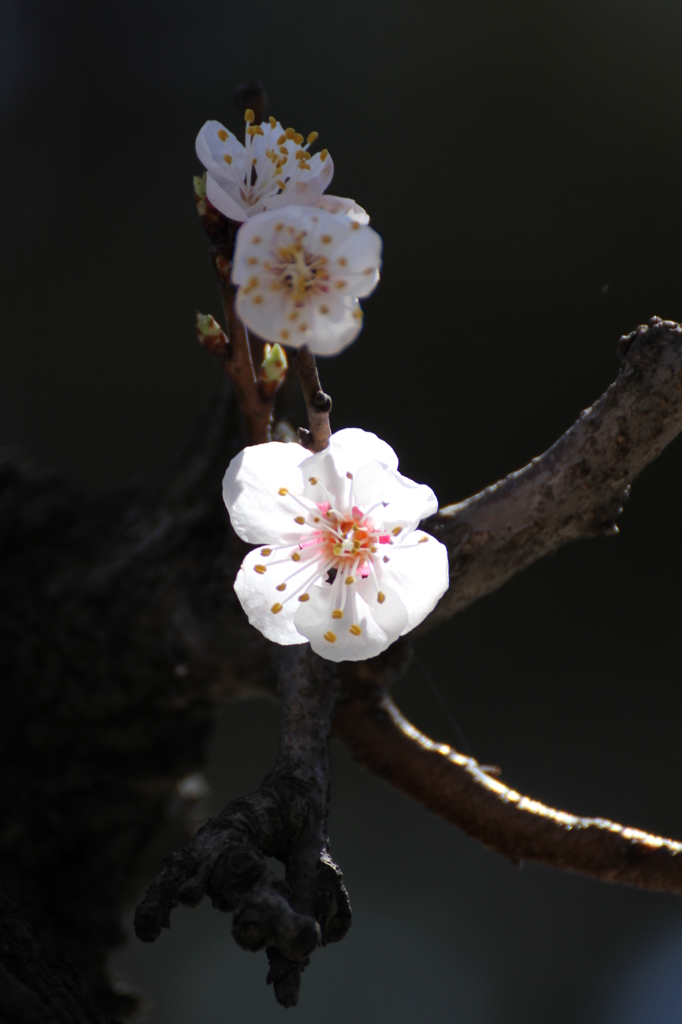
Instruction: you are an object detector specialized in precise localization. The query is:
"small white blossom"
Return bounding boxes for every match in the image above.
[196,115,368,225]
[231,206,382,356]
[223,429,449,663]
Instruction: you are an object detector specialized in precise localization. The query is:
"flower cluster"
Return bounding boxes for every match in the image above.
[196,105,449,662]
[196,111,381,357]
[223,429,449,663]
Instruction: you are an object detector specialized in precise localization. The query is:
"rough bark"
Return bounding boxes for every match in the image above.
[423,317,682,625]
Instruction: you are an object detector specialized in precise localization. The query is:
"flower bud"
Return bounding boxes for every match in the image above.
[196,312,223,339]
[259,343,288,384]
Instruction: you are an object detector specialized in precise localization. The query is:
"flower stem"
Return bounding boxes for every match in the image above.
[291,346,332,452]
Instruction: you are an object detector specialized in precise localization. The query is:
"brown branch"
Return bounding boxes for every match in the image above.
[423,317,682,627]
[334,684,682,892]
[195,182,274,445]
[135,647,349,1008]
[290,346,332,452]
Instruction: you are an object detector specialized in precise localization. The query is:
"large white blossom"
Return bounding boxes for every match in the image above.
[231,206,382,356]
[223,429,449,663]
[196,115,368,224]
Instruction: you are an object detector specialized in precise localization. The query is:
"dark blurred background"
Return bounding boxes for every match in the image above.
[3,0,682,1021]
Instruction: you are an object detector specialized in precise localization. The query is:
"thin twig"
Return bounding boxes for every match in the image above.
[334,685,682,892]
[290,346,332,452]
[194,183,275,445]
[422,317,682,629]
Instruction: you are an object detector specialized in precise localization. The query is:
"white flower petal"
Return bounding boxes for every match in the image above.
[316,195,370,224]
[206,174,249,223]
[196,120,247,178]
[379,530,449,634]
[352,463,439,531]
[294,576,409,662]
[301,428,399,501]
[235,547,308,646]
[299,296,363,356]
[223,442,311,544]
[234,286,293,346]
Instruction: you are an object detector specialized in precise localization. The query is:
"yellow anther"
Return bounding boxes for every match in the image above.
[338,257,348,266]
[353,309,364,321]
[392,526,403,536]
[247,257,259,266]
[307,131,319,144]
[346,472,353,479]
[253,295,263,305]
[274,222,284,231]
[320,149,329,161]
[285,127,296,139]
[332,610,343,620]
[292,552,301,561]
[333,544,343,556]
[418,536,429,543]
[269,116,277,128]
[319,304,329,314]
[335,280,347,289]
[271,603,283,614]
[345,576,356,585]
[288,311,299,322]
[280,329,290,340]
[247,125,264,136]
[261,548,272,556]
[244,108,255,123]
[294,516,305,525]
[249,275,259,288]
[298,162,311,171]
[309,477,318,484]
[223,154,233,165]
[251,235,262,244]
[323,631,337,643]
[377,592,386,604]
[277,133,286,145]
[298,593,310,602]
[298,323,308,331]
[321,234,333,244]
[279,146,288,154]
[254,565,267,574]
[278,487,288,495]
[349,625,362,636]
[293,132,304,145]
[351,221,360,230]
[313,516,320,523]
[218,129,228,141]
[276,583,286,592]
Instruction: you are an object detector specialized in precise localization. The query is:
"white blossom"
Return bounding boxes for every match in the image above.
[231,206,382,356]
[223,429,449,663]
[196,115,368,224]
